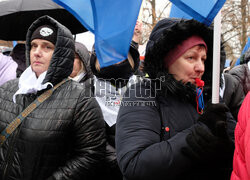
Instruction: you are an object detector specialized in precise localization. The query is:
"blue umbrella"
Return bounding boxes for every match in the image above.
[169,0,226,26]
[53,0,142,68]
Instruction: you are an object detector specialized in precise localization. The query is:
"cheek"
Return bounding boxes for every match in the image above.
[46,53,53,65]
[171,65,193,82]
[173,71,186,81]
[181,66,194,79]
[30,53,34,62]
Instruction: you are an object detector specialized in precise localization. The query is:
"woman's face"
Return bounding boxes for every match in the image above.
[168,45,207,85]
[30,39,55,78]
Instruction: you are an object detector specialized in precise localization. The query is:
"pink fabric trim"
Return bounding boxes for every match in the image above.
[164,35,207,68]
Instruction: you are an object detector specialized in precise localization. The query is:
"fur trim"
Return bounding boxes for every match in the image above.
[144,18,213,99]
[155,72,197,103]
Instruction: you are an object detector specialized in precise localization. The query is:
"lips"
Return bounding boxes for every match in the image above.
[34,61,42,65]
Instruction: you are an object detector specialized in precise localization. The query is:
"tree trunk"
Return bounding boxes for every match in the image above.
[240,0,247,52]
[150,0,157,27]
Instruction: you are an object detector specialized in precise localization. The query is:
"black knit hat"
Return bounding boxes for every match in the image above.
[31,24,57,45]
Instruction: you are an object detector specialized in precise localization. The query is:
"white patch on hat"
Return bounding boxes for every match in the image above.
[40,27,53,37]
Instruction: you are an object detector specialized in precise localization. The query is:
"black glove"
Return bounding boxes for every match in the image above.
[198,102,229,138]
[182,124,234,163]
[182,124,218,160]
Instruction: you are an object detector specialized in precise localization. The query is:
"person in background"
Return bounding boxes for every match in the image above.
[132,20,145,77]
[0,15,105,180]
[116,18,236,180]
[220,44,245,120]
[231,92,250,180]
[131,20,143,49]
[229,48,250,95]
[69,41,93,84]
[90,38,140,179]
[2,47,13,56]
[0,52,17,86]
[10,43,26,77]
[221,72,245,120]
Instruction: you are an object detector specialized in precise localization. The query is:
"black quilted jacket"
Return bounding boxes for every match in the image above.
[0,16,106,180]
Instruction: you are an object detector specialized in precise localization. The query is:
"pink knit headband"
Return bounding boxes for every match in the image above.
[164,35,207,68]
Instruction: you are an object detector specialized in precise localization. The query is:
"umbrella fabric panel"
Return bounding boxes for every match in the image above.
[169,0,226,26]
[0,0,63,16]
[0,0,87,40]
[0,9,87,41]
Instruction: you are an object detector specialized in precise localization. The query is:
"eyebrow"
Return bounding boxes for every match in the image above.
[187,48,207,54]
[31,40,54,46]
[42,42,53,46]
[185,50,207,58]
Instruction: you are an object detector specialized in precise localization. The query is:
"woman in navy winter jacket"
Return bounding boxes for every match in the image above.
[116,18,236,180]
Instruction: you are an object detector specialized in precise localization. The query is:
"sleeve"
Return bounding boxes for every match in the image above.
[243,93,250,174]
[48,90,106,180]
[0,53,17,86]
[230,80,245,120]
[224,73,245,120]
[115,84,197,180]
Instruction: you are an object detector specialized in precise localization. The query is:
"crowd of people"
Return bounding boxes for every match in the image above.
[0,14,249,180]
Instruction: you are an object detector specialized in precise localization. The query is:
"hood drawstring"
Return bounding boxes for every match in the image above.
[195,78,204,114]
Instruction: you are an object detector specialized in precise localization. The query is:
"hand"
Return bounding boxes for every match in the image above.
[182,124,234,162]
[198,102,229,138]
[182,125,217,160]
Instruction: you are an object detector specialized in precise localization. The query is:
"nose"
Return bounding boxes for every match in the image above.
[194,59,205,74]
[33,46,42,57]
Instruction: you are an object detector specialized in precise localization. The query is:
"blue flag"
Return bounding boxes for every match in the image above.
[235,37,250,66]
[169,0,226,26]
[170,4,192,19]
[53,0,142,68]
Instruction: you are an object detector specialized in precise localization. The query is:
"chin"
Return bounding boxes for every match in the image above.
[33,68,46,77]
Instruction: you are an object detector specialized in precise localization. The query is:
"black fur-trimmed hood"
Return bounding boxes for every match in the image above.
[144,18,213,100]
[25,15,75,86]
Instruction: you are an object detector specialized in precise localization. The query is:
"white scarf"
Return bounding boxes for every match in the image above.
[13,66,53,103]
[94,75,139,127]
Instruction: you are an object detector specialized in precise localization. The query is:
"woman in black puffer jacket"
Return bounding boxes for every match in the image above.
[0,15,106,180]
